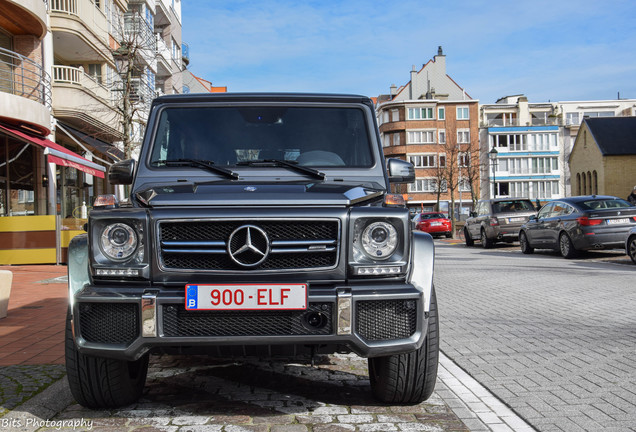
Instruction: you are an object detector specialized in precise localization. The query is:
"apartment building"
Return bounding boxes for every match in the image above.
[0,0,185,264]
[376,47,480,218]
[479,95,636,201]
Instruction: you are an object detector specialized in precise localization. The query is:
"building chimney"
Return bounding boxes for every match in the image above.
[390,84,397,96]
[409,65,417,99]
[434,45,446,75]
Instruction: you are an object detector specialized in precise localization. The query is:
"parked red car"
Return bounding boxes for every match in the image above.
[413,212,452,237]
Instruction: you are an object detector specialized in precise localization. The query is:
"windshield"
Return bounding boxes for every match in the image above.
[579,198,633,210]
[149,106,374,169]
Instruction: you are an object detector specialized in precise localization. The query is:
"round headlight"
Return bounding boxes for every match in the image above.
[100,223,137,260]
[361,221,398,260]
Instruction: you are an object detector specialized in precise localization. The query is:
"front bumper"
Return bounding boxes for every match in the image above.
[70,282,427,361]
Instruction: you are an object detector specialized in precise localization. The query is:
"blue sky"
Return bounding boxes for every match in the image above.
[182,1,636,103]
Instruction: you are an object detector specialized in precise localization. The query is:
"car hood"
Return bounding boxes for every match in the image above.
[135,181,385,207]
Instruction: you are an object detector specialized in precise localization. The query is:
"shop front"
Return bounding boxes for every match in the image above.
[0,124,108,264]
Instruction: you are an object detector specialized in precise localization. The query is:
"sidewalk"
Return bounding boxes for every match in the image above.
[0,265,68,417]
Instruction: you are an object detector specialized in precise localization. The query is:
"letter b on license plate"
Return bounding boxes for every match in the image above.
[185,284,307,311]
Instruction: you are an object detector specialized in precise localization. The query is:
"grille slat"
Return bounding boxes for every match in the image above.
[356,300,417,341]
[79,303,139,345]
[162,303,332,337]
[159,220,339,271]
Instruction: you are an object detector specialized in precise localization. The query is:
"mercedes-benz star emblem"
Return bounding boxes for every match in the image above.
[228,225,270,267]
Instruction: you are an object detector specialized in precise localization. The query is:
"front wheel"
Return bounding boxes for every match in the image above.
[464,228,474,246]
[559,232,579,259]
[627,235,636,264]
[519,231,534,254]
[65,309,149,408]
[369,287,439,404]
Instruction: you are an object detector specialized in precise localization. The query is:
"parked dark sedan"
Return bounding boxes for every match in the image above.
[519,195,636,258]
[626,227,636,264]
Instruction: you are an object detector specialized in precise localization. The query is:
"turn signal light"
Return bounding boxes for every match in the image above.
[384,194,405,207]
[94,194,118,208]
[577,217,602,226]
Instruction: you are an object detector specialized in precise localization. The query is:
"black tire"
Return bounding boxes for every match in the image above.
[464,228,474,246]
[627,236,636,264]
[559,232,578,259]
[369,287,439,404]
[65,309,149,409]
[481,228,494,249]
[445,232,452,239]
[519,231,534,254]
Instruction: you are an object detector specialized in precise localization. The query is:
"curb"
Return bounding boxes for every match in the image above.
[2,376,74,432]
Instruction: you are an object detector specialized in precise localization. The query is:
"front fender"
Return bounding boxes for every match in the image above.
[68,233,90,314]
[408,231,435,312]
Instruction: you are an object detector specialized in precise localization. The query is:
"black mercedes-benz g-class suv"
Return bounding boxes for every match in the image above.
[66,93,438,408]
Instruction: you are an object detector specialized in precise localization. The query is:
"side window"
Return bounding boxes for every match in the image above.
[537,203,553,219]
[478,202,489,216]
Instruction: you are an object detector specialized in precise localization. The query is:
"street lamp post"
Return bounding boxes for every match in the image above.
[489,147,498,199]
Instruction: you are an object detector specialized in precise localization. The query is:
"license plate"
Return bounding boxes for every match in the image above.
[430,221,442,226]
[509,217,525,223]
[185,284,307,311]
[607,218,630,225]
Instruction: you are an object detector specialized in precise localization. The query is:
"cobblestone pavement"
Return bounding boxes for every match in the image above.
[35,354,469,432]
[434,241,636,432]
[0,366,66,417]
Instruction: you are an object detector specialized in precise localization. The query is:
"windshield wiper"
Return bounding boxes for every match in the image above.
[153,159,240,180]
[236,159,325,180]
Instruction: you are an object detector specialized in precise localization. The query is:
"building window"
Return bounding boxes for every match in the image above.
[528,133,556,151]
[409,154,437,168]
[439,154,446,168]
[407,130,435,144]
[392,133,400,146]
[87,64,102,84]
[458,152,469,167]
[459,177,471,192]
[391,109,399,122]
[438,107,445,120]
[583,111,614,118]
[408,107,434,120]
[566,112,580,126]
[438,130,446,144]
[456,107,469,120]
[409,178,442,193]
[457,130,470,144]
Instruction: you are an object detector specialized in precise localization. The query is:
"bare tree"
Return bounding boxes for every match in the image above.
[439,135,462,237]
[110,11,157,159]
[462,141,481,209]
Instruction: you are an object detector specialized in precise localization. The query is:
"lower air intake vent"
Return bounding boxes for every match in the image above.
[79,303,139,345]
[162,303,332,337]
[356,300,417,341]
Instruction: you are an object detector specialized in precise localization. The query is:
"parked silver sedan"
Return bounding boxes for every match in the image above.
[519,195,636,258]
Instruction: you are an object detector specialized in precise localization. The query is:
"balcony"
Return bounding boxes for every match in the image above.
[50,0,109,62]
[51,65,122,141]
[155,34,172,77]
[0,47,51,134]
[2,0,48,38]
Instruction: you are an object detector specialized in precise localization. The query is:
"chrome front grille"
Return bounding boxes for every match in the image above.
[158,219,340,271]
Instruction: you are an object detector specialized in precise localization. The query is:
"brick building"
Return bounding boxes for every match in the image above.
[376,47,480,218]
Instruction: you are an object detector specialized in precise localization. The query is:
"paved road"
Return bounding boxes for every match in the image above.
[434,241,636,432]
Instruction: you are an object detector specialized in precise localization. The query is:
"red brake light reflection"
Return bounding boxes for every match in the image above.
[577,217,602,226]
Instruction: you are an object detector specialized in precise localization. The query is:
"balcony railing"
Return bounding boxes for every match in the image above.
[52,65,110,102]
[51,0,108,43]
[0,47,51,107]
[124,14,156,51]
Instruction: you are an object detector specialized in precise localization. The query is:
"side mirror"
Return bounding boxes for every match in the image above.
[387,158,415,184]
[108,159,135,185]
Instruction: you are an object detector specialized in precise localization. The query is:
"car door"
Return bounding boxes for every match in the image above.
[543,201,568,247]
[527,202,554,245]
[469,201,488,237]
